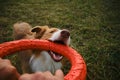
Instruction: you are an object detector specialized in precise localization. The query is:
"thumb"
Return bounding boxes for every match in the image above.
[55,69,64,80]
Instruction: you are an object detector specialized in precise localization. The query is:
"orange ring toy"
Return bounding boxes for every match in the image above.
[0,39,86,80]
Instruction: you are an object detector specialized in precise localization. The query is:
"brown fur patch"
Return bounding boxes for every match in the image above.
[31,26,58,40]
[13,22,34,40]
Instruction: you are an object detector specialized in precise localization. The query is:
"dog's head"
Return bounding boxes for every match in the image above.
[31,26,70,62]
[31,26,70,45]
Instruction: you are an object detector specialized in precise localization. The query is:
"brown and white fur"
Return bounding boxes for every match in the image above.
[13,22,70,74]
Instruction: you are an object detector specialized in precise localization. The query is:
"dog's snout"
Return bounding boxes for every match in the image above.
[61,29,70,38]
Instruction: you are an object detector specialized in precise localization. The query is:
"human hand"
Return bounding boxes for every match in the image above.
[0,58,64,80]
[0,58,20,80]
[19,69,64,80]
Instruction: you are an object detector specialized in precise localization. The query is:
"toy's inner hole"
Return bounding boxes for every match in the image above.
[4,49,71,75]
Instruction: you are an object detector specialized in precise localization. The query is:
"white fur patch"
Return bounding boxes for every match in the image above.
[29,51,62,74]
[49,30,70,45]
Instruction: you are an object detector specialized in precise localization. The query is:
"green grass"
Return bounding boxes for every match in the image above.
[0,0,120,80]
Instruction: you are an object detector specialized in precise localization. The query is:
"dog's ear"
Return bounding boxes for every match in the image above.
[31,26,49,33]
[31,26,42,33]
[31,26,49,39]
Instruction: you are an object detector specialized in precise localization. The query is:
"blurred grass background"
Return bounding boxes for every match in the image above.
[0,0,120,80]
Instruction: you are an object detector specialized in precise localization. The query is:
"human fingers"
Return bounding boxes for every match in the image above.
[0,58,11,65]
[55,69,64,80]
[6,66,20,80]
[43,71,53,77]
[19,74,33,80]
[0,65,20,80]
[19,72,45,80]
[0,58,2,60]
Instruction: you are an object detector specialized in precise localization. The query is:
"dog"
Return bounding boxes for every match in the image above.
[13,22,70,74]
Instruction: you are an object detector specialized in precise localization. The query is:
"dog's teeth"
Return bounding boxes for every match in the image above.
[49,51,63,61]
[59,56,63,59]
[51,51,54,55]
[53,53,63,60]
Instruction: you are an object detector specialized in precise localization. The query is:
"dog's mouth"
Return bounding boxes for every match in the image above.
[48,40,66,62]
[48,51,63,62]
[48,38,69,62]
[48,38,70,61]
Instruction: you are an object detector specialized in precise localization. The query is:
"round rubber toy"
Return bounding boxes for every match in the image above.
[0,39,86,80]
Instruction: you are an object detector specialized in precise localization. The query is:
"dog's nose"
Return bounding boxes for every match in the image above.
[61,29,70,38]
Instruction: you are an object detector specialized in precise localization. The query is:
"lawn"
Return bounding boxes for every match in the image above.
[0,0,120,80]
